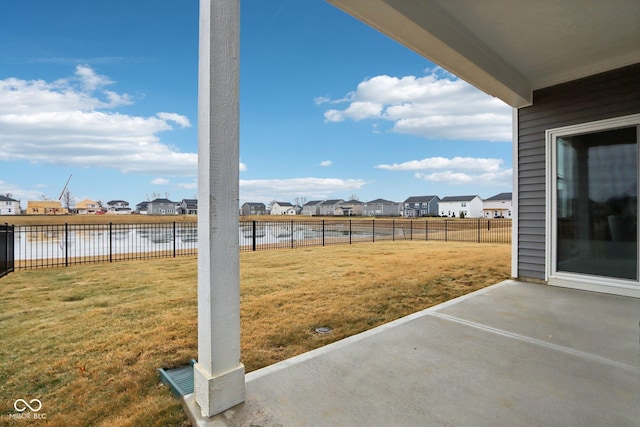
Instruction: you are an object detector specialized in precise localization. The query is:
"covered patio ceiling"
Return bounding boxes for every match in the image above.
[328,0,640,107]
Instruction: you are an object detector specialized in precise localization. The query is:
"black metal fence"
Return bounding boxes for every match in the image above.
[13,222,198,270]
[239,218,511,251]
[1,223,14,277]
[6,219,510,272]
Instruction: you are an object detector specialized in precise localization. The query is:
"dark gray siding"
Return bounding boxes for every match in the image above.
[517,63,640,281]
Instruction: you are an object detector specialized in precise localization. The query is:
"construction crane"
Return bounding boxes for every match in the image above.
[58,174,72,200]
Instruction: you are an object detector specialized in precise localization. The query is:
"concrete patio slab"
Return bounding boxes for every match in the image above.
[183,280,640,426]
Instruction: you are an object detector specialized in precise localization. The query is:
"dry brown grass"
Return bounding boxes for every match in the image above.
[0,241,510,426]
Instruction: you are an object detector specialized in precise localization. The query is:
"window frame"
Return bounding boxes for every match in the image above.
[545,113,640,294]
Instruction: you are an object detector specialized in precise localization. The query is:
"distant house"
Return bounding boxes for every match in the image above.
[439,195,483,218]
[75,199,101,215]
[136,201,149,215]
[403,195,440,217]
[26,200,67,215]
[363,199,402,217]
[0,195,20,215]
[241,202,266,216]
[483,192,513,219]
[270,201,296,215]
[180,199,198,215]
[301,200,323,216]
[319,199,344,216]
[106,200,131,215]
[147,198,177,215]
[336,199,364,216]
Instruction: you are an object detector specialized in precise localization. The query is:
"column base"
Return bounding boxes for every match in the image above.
[193,362,246,418]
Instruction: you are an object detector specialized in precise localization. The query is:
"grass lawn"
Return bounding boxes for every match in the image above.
[0,241,510,426]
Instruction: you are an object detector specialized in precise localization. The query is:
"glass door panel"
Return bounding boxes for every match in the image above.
[555,126,638,280]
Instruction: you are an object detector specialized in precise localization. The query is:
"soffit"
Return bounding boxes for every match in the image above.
[328,0,640,107]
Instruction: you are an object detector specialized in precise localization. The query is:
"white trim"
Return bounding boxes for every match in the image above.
[511,107,519,278]
[545,122,554,282]
[548,273,640,298]
[545,113,640,295]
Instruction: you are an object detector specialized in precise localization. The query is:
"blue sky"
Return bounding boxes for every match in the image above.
[0,1,513,209]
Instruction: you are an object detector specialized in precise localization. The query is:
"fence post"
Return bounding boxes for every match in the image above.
[290,220,294,249]
[173,221,177,257]
[252,221,257,251]
[392,220,395,241]
[1,223,6,277]
[0,223,14,277]
[478,219,481,243]
[445,220,448,242]
[410,220,413,241]
[9,225,14,274]
[2,224,4,274]
[1,224,4,276]
[349,220,352,244]
[65,223,69,266]
[425,219,428,241]
[109,222,113,263]
[322,220,325,246]
[372,220,375,243]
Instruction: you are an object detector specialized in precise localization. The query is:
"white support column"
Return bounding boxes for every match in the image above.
[511,107,519,279]
[194,0,245,418]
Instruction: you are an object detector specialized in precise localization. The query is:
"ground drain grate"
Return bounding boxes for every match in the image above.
[158,359,196,398]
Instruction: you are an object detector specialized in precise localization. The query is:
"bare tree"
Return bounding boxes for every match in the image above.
[294,196,307,207]
[61,190,75,212]
[40,194,51,201]
[349,194,360,201]
[3,192,13,199]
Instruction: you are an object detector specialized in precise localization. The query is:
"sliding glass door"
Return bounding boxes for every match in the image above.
[551,119,638,283]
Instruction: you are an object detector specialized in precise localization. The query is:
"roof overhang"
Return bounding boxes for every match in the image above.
[328,0,640,107]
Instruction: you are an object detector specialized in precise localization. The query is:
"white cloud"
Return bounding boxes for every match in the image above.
[321,70,511,142]
[176,181,197,190]
[376,156,511,187]
[151,178,170,185]
[0,66,195,176]
[320,160,332,167]
[376,156,503,173]
[239,162,247,172]
[415,169,512,187]
[325,101,383,122]
[166,174,361,201]
[0,180,45,203]
[314,94,352,105]
[74,64,113,92]
[157,112,190,128]
[314,96,331,105]
[240,177,367,203]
